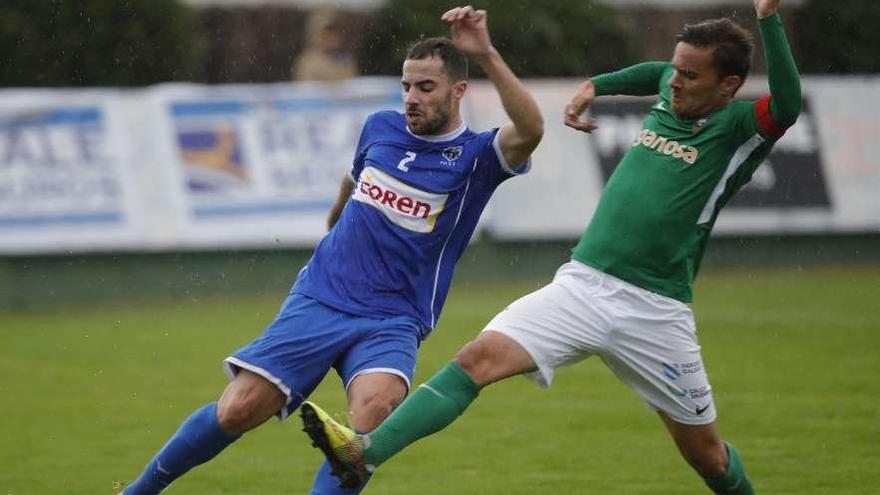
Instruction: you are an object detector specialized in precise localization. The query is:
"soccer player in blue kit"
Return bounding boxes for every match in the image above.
[118,5,543,495]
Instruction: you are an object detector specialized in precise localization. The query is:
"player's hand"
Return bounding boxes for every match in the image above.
[564,80,599,134]
[754,0,780,19]
[441,6,492,59]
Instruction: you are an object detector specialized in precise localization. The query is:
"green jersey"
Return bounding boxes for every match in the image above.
[571,14,801,303]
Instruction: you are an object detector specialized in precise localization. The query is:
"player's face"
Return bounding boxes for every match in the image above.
[401,56,466,135]
[668,42,740,120]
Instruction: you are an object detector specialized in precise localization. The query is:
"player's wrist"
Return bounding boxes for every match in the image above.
[586,77,607,97]
[756,8,778,20]
[469,46,500,66]
[575,80,596,102]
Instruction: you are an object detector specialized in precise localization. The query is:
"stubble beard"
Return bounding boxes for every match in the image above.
[409,94,452,136]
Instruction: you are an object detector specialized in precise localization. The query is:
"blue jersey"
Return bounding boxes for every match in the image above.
[293,110,529,336]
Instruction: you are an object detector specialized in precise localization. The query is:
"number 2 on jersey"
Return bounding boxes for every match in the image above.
[397,151,417,172]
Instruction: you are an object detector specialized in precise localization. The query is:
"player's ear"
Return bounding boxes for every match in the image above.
[452,79,468,100]
[720,74,742,98]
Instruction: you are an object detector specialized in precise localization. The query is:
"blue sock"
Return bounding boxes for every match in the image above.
[308,459,369,495]
[308,427,370,495]
[124,403,239,495]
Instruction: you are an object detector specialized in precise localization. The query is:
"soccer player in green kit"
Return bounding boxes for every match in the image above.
[301,1,799,493]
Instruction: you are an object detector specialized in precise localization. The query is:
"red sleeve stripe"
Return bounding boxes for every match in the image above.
[754,95,787,139]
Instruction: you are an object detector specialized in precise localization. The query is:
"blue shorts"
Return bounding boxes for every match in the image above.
[223,293,421,419]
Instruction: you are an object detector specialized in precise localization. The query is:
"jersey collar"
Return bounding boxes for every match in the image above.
[406,120,467,143]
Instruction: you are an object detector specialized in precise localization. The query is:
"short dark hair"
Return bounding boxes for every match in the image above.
[677,18,754,81]
[405,37,468,81]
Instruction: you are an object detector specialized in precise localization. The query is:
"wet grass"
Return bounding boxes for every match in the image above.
[1,265,877,494]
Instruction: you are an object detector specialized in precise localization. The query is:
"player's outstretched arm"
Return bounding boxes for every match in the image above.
[755,0,801,132]
[564,61,668,134]
[327,173,355,230]
[564,80,599,133]
[442,6,543,166]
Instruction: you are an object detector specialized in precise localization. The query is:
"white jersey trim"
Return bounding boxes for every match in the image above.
[429,157,477,328]
[406,120,467,142]
[345,367,412,393]
[697,133,765,224]
[493,130,532,175]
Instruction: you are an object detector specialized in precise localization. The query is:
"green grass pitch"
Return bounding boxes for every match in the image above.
[1,265,878,494]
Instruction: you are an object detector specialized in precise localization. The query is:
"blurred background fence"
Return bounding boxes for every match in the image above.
[2,0,879,310]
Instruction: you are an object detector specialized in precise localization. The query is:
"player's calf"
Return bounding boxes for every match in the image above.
[703,442,755,495]
[121,403,239,495]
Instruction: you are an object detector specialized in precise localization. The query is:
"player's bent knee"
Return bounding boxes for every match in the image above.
[454,335,510,385]
[454,339,494,375]
[351,393,398,431]
[217,374,284,434]
[217,398,254,434]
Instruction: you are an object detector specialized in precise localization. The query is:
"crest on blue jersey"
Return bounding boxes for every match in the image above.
[441,145,463,163]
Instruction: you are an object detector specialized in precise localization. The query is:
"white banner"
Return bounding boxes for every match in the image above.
[147,80,401,249]
[1,76,878,254]
[0,90,143,253]
[0,80,401,254]
[474,77,880,239]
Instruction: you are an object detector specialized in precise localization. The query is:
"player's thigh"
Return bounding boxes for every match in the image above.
[483,261,613,388]
[600,287,717,425]
[224,294,359,419]
[336,314,421,402]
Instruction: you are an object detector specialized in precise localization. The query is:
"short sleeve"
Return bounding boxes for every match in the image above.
[492,130,532,176]
[468,128,531,189]
[350,113,376,180]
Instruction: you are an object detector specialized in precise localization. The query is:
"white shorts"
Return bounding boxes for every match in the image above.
[483,260,716,425]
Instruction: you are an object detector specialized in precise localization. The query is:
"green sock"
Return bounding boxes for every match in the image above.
[704,442,755,494]
[363,361,480,466]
